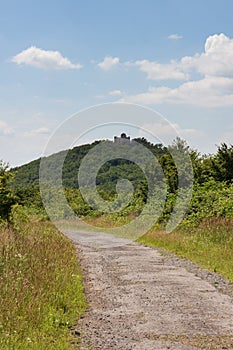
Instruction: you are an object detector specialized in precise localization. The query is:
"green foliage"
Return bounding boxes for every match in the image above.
[12,159,40,188]
[10,204,30,232]
[180,180,233,228]
[11,142,100,189]
[211,143,233,182]
[0,161,16,220]
[9,137,233,231]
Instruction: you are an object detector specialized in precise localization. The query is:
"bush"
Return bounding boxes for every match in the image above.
[0,161,16,220]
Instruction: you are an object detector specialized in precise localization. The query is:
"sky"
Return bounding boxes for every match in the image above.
[1,0,233,166]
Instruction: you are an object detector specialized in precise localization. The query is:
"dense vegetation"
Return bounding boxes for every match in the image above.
[0,161,17,220]
[10,138,233,228]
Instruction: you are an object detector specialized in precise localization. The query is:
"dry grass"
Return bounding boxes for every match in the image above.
[83,213,136,228]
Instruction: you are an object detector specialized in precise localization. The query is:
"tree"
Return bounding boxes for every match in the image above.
[211,143,233,182]
[0,161,16,220]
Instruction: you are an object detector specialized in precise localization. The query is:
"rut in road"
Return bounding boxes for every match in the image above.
[65,230,233,350]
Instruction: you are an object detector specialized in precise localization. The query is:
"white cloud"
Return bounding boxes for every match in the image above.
[0,121,14,136]
[168,34,183,40]
[181,33,233,77]
[122,34,233,107]
[109,89,123,96]
[121,76,233,107]
[134,33,233,82]
[135,59,188,80]
[98,56,120,70]
[12,46,82,70]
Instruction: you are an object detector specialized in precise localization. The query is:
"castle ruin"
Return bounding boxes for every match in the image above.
[114,133,131,144]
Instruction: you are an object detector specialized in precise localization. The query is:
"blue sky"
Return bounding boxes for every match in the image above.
[1,0,233,166]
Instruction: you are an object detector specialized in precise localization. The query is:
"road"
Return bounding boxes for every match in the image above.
[64,229,233,350]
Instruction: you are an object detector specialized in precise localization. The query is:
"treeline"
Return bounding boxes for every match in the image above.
[1,138,233,228]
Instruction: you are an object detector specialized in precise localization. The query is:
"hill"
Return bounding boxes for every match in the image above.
[11,137,168,191]
[9,137,233,229]
[11,142,97,189]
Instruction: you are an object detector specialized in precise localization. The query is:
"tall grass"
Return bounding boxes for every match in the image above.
[0,219,86,349]
[138,218,233,282]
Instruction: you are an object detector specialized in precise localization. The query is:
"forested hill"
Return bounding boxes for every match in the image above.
[11,137,167,190]
[11,137,233,193]
[7,137,233,229]
[11,141,100,189]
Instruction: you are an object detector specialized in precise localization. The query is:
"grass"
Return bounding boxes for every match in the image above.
[2,211,232,349]
[0,219,87,349]
[137,217,233,283]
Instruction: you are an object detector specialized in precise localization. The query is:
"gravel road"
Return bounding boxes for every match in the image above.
[64,230,233,350]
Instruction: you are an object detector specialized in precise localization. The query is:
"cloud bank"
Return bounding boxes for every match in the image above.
[135,59,188,80]
[122,33,233,107]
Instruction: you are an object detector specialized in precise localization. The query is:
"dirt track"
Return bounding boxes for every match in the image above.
[65,230,233,350]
